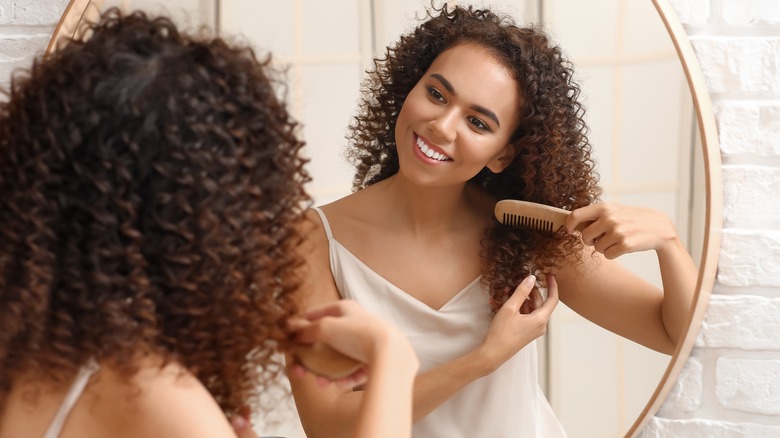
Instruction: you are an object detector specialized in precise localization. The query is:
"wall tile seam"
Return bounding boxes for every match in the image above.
[0,28,55,37]
[713,287,780,297]
[715,356,780,366]
[713,283,780,295]
[696,346,780,355]
[0,19,60,26]
[721,160,780,170]
[655,401,780,420]
[0,31,59,38]
[720,224,780,232]
[698,337,780,352]
[719,159,780,169]
[705,290,780,302]
[697,346,780,356]
[713,280,776,292]
[649,416,780,429]
[0,21,63,28]
[689,33,780,37]
[644,422,780,436]
[713,98,780,104]
[710,94,780,101]
[686,27,780,39]
[709,293,780,300]
[721,162,780,170]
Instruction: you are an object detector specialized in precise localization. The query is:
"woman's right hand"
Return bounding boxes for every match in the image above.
[479,274,559,371]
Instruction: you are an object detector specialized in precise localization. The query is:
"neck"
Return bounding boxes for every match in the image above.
[378,175,480,233]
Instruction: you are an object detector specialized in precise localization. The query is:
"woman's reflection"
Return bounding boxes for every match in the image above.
[286,4,698,437]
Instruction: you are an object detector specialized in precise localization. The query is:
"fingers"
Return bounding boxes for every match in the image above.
[539,274,559,314]
[302,301,348,320]
[570,203,680,258]
[290,318,328,344]
[288,300,358,342]
[569,205,607,244]
[287,317,311,331]
[528,287,544,310]
[566,204,601,234]
[594,237,624,259]
[504,275,537,311]
[291,361,369,389]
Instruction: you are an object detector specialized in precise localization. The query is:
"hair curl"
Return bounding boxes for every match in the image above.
[346,3,601,311]
[0,9,310,414]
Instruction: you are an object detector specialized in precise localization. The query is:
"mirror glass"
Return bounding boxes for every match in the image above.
[535,2,704,437]
[47,1,712,437]
[218,2,705,437]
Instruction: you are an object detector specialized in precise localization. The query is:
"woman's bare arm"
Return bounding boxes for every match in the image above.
[559,203,698,354]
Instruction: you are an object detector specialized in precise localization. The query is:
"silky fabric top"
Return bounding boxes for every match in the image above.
[42,358,100,438]
[311,207,566,438]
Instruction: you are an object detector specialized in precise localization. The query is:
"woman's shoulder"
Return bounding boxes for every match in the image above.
[84,356,235,438]
[309,187,377,228]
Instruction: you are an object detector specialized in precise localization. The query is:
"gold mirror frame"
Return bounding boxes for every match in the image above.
[46,0,104,55]
[46,0,723,436]
[626,0,722,436]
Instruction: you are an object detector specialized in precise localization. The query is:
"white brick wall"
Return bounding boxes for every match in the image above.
[3,0,780,436]
[0,0,68,92]
[643,0,780,436]
[716,101,780,156]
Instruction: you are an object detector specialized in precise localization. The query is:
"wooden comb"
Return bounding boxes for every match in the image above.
[494,199,589,233]
[290,342,364,380]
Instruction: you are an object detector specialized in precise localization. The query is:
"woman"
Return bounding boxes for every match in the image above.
[288,4,697,437]
[0,9,417,438]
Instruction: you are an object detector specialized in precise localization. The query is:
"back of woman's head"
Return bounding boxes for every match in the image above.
[0,8,309,413]
[347,3,601,309]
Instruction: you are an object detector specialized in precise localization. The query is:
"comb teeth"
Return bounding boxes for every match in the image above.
[502,213,555,233]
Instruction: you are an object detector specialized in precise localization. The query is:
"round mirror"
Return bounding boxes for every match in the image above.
[48,1,722,437]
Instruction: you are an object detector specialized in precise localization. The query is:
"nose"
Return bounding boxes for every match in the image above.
[428,107,458,143]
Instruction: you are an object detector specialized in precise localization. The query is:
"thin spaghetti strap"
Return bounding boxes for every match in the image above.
[310,206,334,240]
[43,358,100,438]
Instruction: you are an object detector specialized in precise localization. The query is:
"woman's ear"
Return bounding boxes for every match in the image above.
[486,143,517,173]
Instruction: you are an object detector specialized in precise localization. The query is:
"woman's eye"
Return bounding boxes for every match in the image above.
[468,116,490,131]
[427,87,445,102]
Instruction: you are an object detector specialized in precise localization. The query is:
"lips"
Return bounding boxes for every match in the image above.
[415,135,452,161]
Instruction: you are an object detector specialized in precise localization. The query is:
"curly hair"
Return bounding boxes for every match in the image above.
[346,3,601,311]
[0,9,310,414]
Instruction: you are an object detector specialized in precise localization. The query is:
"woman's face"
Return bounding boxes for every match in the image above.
[394,42,522,187]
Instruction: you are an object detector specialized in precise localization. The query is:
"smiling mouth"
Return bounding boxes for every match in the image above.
[415,136,452,161]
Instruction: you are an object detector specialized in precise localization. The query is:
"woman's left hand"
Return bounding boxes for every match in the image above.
[565,203,679,259]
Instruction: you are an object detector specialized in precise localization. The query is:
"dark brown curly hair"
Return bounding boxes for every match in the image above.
[0,9,310,415]
[346,3,601,311]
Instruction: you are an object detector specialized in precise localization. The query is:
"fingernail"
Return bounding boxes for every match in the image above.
[524,274,536,284]
[231,415,247,430]
[287,318,304,330]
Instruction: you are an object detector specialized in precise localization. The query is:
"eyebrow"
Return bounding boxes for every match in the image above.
[430,73,501,128]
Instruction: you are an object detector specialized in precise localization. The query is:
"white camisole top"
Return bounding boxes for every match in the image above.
[311,207,566,438]
[43,358,100,438]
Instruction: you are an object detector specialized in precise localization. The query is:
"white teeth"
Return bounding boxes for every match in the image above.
[416,137,450,161]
